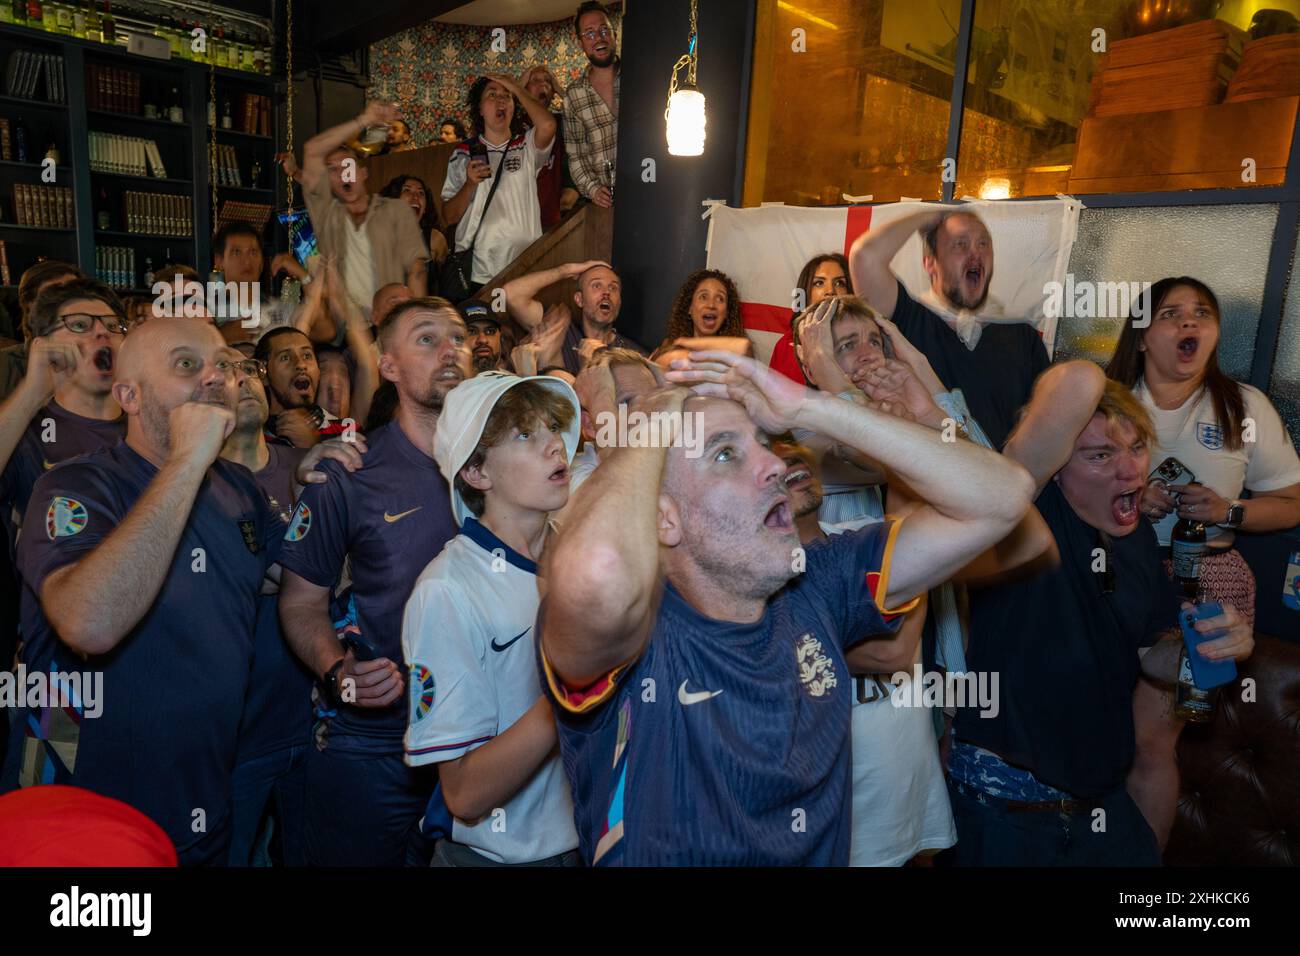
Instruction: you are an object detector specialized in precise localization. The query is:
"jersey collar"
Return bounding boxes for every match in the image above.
[463,515,538,575]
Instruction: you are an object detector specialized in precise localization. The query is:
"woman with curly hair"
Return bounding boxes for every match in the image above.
[379,174,448,265]
[660,268,745,346]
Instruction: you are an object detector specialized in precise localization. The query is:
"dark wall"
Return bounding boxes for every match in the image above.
[611,0,754,348]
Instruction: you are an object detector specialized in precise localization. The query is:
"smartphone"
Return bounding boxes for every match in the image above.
[1149,456,1195,488]
[277,208,318,267]
[469,142,490,178]
[341,631,381,662]
[1180,602,1238,689]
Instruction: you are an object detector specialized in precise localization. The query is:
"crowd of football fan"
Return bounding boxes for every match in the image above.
[0,1,1297,868]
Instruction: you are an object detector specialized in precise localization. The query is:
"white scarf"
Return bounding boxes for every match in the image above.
[917,289,1007,351]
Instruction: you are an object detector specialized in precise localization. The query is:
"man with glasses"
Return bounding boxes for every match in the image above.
[565,2,620,209]
[0,280,130,553]
[1,317,284,865]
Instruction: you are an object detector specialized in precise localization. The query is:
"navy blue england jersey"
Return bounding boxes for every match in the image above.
[278,421,458,752]
[6,442,280,865]
[538,520,913,866]
[0,401,124,552]
[237,443,315,762]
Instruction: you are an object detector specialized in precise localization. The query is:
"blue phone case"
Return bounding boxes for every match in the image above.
[1180,602,1237,689]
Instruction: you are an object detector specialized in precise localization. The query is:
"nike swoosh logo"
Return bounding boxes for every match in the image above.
[383,507,422,523]
[678,680,723,706]
[491,628,530,652]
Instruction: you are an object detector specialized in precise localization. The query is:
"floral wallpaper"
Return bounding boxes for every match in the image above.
[370,9,624,148]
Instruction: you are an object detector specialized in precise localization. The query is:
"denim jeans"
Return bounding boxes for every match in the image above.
[228,743,308,867]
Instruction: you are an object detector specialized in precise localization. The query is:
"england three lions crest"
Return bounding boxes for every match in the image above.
[795,633,837,698]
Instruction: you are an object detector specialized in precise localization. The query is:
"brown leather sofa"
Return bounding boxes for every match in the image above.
[1165,634,1300,866]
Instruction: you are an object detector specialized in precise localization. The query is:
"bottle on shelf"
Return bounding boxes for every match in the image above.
[241,37,255,72]
[254,43,266,75]
[168,86,183,124]
[54,0,70,33]
[83,0,99,41]
[26,1,41,29]
[100,0,113,44]
[9,1,24,26]
[72,0,85,38]
[214,26,227,68]
[221,97,232,130]
[43,141,59,165]
[41,1,55,32]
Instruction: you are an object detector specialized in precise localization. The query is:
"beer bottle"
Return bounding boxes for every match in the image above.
[1170,516,1206,600]
[1174,585,1217,723]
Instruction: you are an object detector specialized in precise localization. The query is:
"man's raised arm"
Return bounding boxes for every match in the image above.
[540,387,686,686]
[502,260,608,331]
[1003,360,1106,493]
[301,100,396,196]
[847,207,954,319]
[41,403,232,656]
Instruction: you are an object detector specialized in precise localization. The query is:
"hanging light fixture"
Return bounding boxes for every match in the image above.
[665,0,705,156]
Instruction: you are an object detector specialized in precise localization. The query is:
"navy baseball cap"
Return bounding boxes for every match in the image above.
[457,300,500,327]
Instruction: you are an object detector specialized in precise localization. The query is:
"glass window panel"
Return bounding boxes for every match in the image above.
[1053,204,1278,379]
[955,0,1300,200]
[744,0,961,206]
[1270,225,1300,441]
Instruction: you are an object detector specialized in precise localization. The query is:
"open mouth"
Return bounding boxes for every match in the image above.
[435,365,463,383]
[597,299,613,315]
[1177,336,1199,361]
[699,312,719,331]
[93,347,113,373]
[964,263,983,287]
[782,466,812,492]
[1112,488,1140,527]
[763,498,793,532]
[292,375,312,393]
[549,464,569,483]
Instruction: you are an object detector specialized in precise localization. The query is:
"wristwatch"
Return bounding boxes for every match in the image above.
[1220,499,1245,529]
[322,658,346,708]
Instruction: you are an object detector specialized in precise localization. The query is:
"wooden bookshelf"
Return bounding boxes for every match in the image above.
[0,19,280,289]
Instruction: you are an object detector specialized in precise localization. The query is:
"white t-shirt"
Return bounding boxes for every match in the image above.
[442,127,553,284]
[823,517,956,866]
[341,214,376,313]
[1136,380,1300,546]
[401,517,577,864]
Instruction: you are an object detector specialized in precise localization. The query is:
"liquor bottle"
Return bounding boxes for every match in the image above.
[41,2,55,32]
[100,0,113,44]
[214,27,227,68]
[26,2,41,28]
[221,97,232,129]
[168,86,183,124]
[54,1,70,33]
[96,186,110,230]
[10,1,25,26]
[83,0,99,41]
[0,2,13,23]
[241,37,255,72]
[253,44,266,75]
[72,0,85,37]
[1171,517,1207,600]
[43,141,59,165]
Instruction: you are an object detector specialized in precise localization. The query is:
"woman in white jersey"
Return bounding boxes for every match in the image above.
[1106,275,1300,853]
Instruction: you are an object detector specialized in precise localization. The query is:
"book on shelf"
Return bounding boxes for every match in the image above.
[216,199,272,231]
[86,64,142,115]
[235,93,272,135]
[213,143,243,187]
[90,133,168,178]
[0,119,9,162]
[123,191,193,237]
[0,240,9,287]
[3,50,67,103]
[10,184,73,228]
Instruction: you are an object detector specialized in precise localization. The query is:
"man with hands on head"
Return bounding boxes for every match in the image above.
[849,205,1048,448]
[537,343,1034,865]
[277,297,471,867]
[0,319,284,865]
[502,260,646,375]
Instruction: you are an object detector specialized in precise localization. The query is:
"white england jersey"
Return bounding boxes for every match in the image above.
[402,517,577,864]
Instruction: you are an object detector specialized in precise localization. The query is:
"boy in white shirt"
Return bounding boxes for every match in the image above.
[402,370,581,866]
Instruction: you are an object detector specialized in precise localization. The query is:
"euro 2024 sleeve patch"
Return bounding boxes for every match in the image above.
[284,502,312,542]
[46,497,88,540]
[409,664,435,721]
